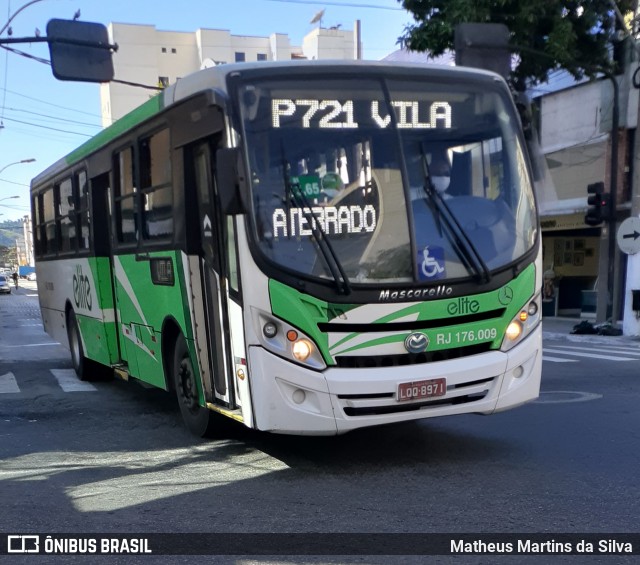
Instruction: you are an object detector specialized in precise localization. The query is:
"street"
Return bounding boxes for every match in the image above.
[1,286,640,563]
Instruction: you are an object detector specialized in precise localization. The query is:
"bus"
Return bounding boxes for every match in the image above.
[31,60,542,437]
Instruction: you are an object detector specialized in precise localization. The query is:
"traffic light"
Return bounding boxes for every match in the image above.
[585,182,607,226]
[600,192,611,220]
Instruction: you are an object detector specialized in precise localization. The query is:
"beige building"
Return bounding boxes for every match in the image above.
[100,22,361,126]
[22,214,34,267]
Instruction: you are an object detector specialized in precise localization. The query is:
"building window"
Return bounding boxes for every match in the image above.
[171,48,177,54]
[235,52,246,62]
[161,47,167,53]
[257,53,267,61]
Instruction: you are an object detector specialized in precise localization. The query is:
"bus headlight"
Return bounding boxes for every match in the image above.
[252,308,326,370]
[505,321,523,341]
[501,293,541,352]
[292,339,313,362]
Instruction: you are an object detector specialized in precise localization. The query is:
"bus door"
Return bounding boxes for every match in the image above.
[89,172,124,369]
[190,140,238,409]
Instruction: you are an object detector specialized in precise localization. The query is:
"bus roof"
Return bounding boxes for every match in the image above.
[31,59,506,189]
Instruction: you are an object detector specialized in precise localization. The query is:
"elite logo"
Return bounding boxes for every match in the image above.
[73,265,92,311]
[447,297,480,316]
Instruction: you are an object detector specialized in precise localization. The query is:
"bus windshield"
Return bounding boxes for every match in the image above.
[239,74,537,285]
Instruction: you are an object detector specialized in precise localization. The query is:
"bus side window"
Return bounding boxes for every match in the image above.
[43,187,57,255]
[76,171,90,251]
[226,216,239,292]
[91,173,111,256]
[114,147,138,245]
[33,193,45,257]
[139,128,173,240]
[57,177,76,253]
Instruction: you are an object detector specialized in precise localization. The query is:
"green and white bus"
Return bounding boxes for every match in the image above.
[31,60,542,437]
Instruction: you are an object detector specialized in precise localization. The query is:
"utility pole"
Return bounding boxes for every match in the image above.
[623,75,640,335]
[605,73,620,324]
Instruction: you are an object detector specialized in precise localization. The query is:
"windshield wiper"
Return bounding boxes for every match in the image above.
[419,146,492,284]
[281,159,351,295]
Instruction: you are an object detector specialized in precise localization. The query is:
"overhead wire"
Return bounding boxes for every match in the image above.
[0,115,93,136]
[262,0,403,10]
[0,0,9,129]
[6,125,94,143]
[0,178,30,187]
[1,86,106,119]
[0,44,50,65]
[4,106,103,128]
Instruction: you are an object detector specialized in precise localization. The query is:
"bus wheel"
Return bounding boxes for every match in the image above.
[67,310,88,381]
[173,334,215,437]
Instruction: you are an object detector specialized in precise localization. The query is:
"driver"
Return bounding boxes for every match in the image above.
[429,150,452,197]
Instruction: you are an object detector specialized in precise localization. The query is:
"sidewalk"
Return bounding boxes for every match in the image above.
[542,316,581,336]
[542,316,640,342]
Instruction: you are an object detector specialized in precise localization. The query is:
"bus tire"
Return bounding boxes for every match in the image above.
[173,334,215,437]
[67,310,89,381]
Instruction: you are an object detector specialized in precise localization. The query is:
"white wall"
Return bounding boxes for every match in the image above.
[540,81,604,154]
[303,27,357,60]
[102,22,358,123]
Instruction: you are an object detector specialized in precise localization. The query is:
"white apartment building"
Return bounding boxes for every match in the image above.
[100,22,361,126]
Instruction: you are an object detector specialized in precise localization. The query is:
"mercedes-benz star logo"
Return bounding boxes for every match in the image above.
[404,332,429,354]
[498,286,514,305]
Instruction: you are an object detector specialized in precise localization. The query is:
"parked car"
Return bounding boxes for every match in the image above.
[26,272,36,281]
[0,274,11,294]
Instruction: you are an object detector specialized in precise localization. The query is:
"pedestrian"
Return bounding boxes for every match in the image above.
[11,271,18,288]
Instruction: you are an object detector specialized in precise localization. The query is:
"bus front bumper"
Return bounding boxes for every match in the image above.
[247,325,542,435]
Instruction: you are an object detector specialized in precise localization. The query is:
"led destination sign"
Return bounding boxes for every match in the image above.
[273,205,377,238]
[272,99,452,130]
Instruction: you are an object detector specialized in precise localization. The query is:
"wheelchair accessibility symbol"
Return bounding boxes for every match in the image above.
[419,246,445,280]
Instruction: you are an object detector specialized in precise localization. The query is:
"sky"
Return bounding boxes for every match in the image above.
[0,0,414,221]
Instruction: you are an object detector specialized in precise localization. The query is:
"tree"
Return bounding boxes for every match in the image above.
[398,0,634,91]
[0,245,17,267]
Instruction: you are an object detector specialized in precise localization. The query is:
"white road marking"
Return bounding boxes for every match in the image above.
[542,355,578,363]
[50,369,97,392]
[0,372,20,394]
[544,347,635,361]
[534,391,603,404]
[552,344,640,357]
[1,343,60,347]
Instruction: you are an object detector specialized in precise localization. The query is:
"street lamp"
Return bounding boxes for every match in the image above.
[0,158,35,176]
[0,196,21,211]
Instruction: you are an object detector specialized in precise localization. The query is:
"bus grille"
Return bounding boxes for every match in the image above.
[337,377,494,417]
[334,343,492,368]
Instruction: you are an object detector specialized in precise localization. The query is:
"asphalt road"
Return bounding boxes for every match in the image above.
[1,287,639,563]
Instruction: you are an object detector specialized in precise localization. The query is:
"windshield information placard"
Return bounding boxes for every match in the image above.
[272,205,377,238]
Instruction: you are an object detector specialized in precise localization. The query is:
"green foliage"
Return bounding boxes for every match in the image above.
[0,220,23,248]
[398,0,634,90]
[0,244,17,267]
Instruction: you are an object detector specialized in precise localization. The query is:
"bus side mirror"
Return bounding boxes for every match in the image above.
[216,148,248,215]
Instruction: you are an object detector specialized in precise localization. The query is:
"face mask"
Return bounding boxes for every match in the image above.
[431,176,450,193]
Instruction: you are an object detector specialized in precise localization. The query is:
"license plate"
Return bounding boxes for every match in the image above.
[397,378,446,401]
